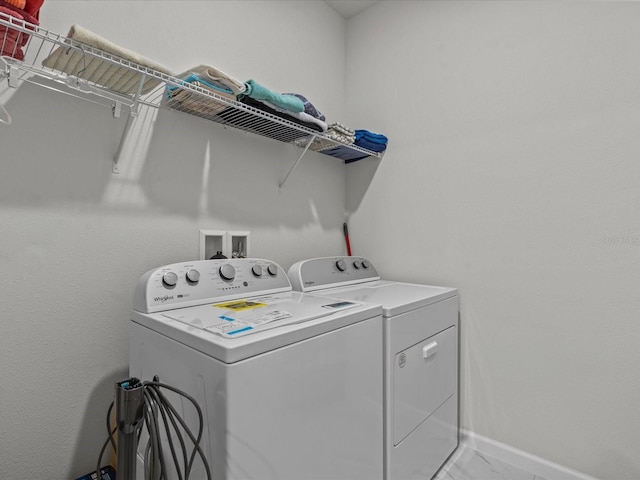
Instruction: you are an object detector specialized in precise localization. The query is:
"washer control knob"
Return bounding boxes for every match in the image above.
[219,264,236,281]
[336,259,347,272]
[252,265,263,277]
[186,269,200,284]
[267,264,278,276]
[162,271,178,288]
[361,260,370,269]
[353,260,361,269]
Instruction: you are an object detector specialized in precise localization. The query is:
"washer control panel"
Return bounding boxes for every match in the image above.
[288,256,380,292]
[133,259,290,313]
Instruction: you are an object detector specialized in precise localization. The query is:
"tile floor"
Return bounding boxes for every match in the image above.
[434,444,549,480]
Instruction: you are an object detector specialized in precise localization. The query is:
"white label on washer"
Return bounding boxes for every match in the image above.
[204,309,294,338]
[163,293,358,339]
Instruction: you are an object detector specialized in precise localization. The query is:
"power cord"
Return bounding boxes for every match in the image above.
[96,376,212,480]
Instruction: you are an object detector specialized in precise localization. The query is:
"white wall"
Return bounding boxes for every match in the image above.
[0,2,349,478]
[346,2,640,479]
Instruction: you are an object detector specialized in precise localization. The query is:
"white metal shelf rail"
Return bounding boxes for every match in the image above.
[0,13,382,186]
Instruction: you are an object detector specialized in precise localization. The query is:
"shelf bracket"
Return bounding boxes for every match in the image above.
[0,62,17,125]
[8,64,19,88]
[112,101,122,119]
[279,134,317,189]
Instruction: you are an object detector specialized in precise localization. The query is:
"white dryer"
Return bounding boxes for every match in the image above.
[288,256,459,480]
[130,258,383,480]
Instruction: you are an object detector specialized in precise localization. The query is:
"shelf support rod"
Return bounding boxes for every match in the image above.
[112,74,146,174]
[113,113,134,174]
[279,134,317,189]
[0,101,12,126]
[130,72,147,116]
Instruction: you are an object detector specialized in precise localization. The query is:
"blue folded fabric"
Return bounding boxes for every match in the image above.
[166,73,234,96]
[243,79,304,113]
[355,129,388,145]
[319,146,369,162]
[355,137,387,152]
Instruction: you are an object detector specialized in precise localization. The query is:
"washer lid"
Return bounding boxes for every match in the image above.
[131,291,381,363]
[315,281,457,317]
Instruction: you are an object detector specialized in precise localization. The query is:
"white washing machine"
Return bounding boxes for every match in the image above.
[288,256,459,480]
[130,258,383,480]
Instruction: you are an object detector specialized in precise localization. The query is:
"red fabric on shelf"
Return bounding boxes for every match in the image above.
[0,5,26,60]
[0,0,40,60]
[23,0,43,19]
[0,0,39,24]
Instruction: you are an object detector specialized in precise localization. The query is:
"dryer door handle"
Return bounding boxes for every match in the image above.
[422,341,438,359]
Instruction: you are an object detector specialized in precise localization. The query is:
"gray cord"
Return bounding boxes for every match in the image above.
[144,386,187,480]
[143,389,168,480]
[97,378,212,480]
[96,403,116,480]
[144,381,209,479]
[143,381,210,480]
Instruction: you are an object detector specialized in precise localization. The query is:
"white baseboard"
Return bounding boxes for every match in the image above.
[461,430,600,480]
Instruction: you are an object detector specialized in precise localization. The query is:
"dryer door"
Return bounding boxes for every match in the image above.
[392,324,457,445]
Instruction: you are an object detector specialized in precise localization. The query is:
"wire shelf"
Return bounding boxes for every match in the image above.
[0,13,383,167]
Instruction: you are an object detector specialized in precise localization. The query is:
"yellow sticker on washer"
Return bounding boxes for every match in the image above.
[213,300,266,311]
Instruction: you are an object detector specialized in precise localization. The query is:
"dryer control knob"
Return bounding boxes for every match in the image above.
[186,269,200,284]
[219,264,236,281]
[162,271,178,288]
[252,265,263,277]
[361,260,370,269]
[336,259,347,272]
[267,264,278,276]
[353,260,361,269]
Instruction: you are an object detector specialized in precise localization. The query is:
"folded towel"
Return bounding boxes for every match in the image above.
[165,68,238,116]
[216,97,318,143]
[282,93,325,121]
[0,7,23,61]
[325,129,355,144]
[22,0,43,18]
[166,80,236,116]
[0,0,43,18]
[319,145,369,163]
[322,123,356,144]
[166,73,234,97]
[255,99,327,132]
[0,0,38,22]
[174,64,245,96]
[354,137,387,152]
[327,122,355,137]
[42,24,173,95]
[355,129,388,145]
[240,96,324,133]
[242,79,304,113]
[0,4,38,61]
[283,110,327,132]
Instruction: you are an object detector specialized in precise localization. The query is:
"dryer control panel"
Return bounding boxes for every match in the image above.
[288,256,380,292]
[133,259,291,313]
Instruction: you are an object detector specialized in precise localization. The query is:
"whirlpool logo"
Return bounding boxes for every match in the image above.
[154,295,174,303]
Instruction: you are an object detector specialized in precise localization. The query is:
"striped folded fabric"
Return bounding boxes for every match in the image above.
[42,24,173,95]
